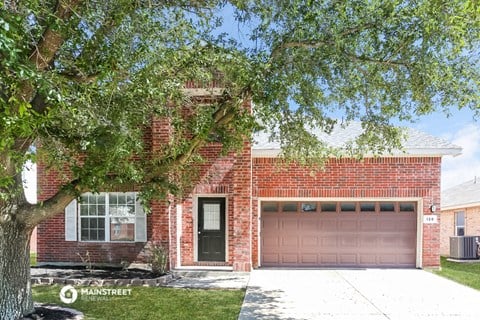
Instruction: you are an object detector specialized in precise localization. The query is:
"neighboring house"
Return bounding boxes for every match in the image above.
[37,118,461,271]
[440,179,480,256]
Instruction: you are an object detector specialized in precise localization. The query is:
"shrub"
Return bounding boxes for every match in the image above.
[149,244,168,276]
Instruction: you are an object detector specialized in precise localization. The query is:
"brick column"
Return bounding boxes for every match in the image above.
[232,141,252,271]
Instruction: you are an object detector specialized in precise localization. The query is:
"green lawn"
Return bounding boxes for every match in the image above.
[30,252,37,267]
[32,285,245,320]
[433,256,480,290]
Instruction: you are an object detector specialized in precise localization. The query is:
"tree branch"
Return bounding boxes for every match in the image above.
[346,52,411,67]
[20,179,82,227]
[57,70,100,83]
[270,40,332,59]
[18,0,83,104]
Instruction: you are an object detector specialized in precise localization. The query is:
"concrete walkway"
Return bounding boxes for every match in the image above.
[168,270,250,289]
[239,269,480,320]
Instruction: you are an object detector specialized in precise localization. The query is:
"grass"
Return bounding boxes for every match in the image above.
[433,256,480,290]
[30,252,37,267]
[32,285,245,320]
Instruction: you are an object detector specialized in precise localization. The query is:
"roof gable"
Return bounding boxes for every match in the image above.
[442,179,480,209]
[253,122,461,157]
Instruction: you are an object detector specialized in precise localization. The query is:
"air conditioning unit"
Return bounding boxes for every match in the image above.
[450,236,480,259]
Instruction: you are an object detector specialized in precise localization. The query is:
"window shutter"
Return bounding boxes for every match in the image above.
[65,199,77,241]
[135,200,147,242]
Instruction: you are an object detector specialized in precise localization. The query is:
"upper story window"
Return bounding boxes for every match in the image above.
[455,211,465,236]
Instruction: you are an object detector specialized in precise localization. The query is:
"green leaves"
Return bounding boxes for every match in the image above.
[0,0,479,202]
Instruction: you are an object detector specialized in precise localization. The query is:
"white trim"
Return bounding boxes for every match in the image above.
[176,204,183,268]
[65,200,77,241]
[193,194,228,262]
[416,198,424,269]
[257,198,261,268]
[252,148,462,158]
[257,197,423,268]
[174,266,233,271]
[441,202,480,211]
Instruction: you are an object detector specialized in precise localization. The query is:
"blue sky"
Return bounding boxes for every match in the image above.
[409,109,480,191]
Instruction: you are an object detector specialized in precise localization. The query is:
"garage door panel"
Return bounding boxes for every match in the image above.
[338,235,357,247]
[359,254,377,265]
[281,236,299,247]
[338,219,357,231]
[320,236,337,247]
[261,201,417,268]
[301,254,318,264]
[320,254,338,264]
[262,218,279,230]
[282,254,298,264]
[281,219,299,230]
[320,219,337,230]
[378,220,397,231]
[378,254,397,265]
[359,219,377,231]
[359,236,378,248]
[339,254,357,265]
[301,236,318,247]
[262,253,280,264]
[300,219,318,231]
[262,235,280,247]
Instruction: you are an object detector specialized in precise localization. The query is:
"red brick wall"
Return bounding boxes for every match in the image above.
[251,157,442,268]
[36,116,172,266]
[37,108,253,270]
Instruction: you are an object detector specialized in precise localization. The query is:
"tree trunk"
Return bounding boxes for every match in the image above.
[0,221,34,320]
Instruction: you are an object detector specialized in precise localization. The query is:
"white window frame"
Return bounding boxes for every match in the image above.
[78,192,138,243]
[454,211,465,236]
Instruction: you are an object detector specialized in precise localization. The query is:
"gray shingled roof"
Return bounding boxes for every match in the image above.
[253,121,462,157]
[442,179,480,209]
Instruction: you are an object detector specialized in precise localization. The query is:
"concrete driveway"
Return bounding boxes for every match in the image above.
[239,269,480,320]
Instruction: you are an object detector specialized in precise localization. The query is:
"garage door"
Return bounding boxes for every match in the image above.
[261,201,417,267]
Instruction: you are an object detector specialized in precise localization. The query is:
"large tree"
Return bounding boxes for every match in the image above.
[1,0,479,318]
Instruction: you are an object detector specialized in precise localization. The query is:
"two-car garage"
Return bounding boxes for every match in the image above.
[260,200,419,268]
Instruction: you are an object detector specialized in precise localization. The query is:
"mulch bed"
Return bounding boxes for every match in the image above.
[21,304,82,320]
[32,266,164,280]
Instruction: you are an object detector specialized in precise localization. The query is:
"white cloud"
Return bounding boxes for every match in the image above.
[442,123,480,190]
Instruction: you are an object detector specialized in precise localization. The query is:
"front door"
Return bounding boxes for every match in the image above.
[198,197,226,261]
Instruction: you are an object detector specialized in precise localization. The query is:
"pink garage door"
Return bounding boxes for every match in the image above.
[261,201,417,268]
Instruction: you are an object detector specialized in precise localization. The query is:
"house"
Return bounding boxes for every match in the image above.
[37,118,461,271]
[440,179,480,256]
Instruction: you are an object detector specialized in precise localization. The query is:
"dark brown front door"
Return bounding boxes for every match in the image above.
[198,197,226,261]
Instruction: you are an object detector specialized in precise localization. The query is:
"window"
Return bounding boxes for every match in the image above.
[380,202,395,212]
[282,202,297,212]
[340,202,356,212]
[79,192,139,242]
[455,211,465,236]
[321,203,337,212]
[302,203,317,212]
[399,203,415,212]
[262,202,278,212]
[360,203,376,213]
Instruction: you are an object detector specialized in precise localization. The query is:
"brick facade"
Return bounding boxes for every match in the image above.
[37,120,444,270]
[440,206,480,256]
[251,157,442,268]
